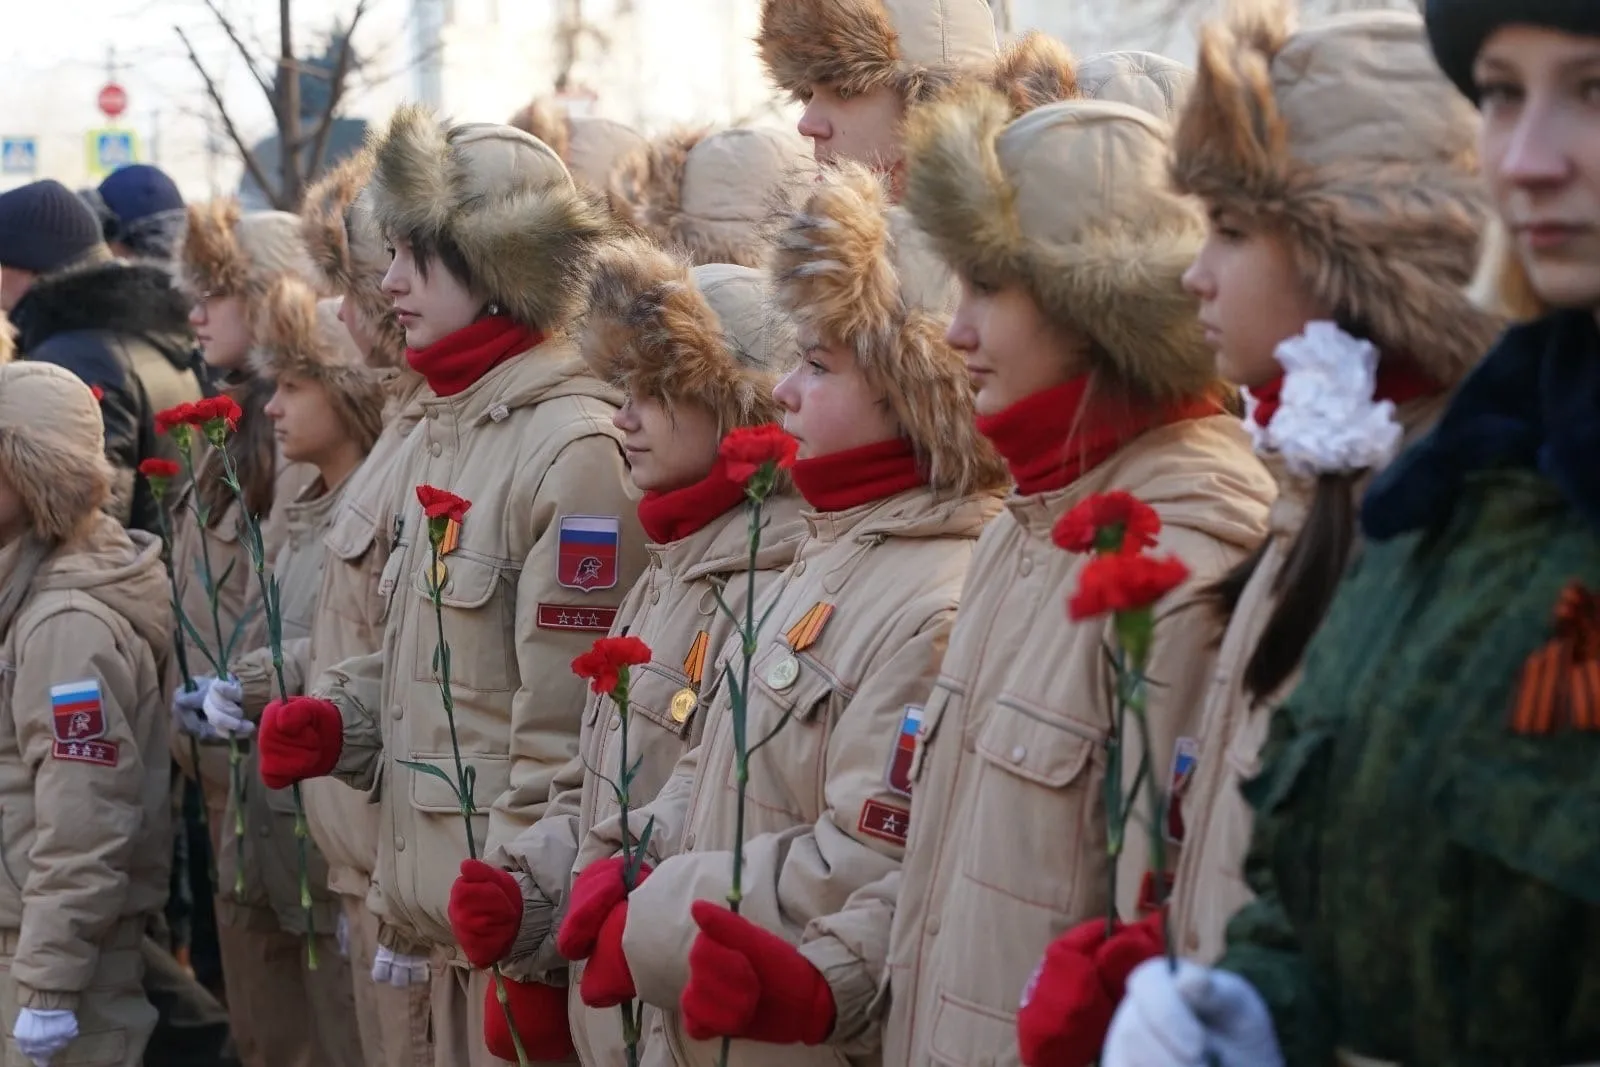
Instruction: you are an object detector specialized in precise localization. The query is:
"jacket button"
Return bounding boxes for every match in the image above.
[926,915,940,936]
[791,560,806,577]
[608,715,621,732]
[1010,745,1026,763]
[391,705,403,720]
[258,824,271,838]
[1019,557,1033,576]
[430,442,442,458]
[684,832,695,850]
[649,590,660,604]
[396,835,406,851]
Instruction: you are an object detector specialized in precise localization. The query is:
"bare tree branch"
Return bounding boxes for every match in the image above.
[200,0,275,106]
[176,24,279,206]
[300,0,370,178]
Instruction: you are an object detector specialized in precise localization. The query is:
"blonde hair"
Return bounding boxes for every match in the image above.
[1467,217,1549,322]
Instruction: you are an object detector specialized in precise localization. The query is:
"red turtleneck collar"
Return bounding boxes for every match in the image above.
[976,378,1224,495]
[406,315,543,397]
[1249,354,1441,429]
[635,457,748,544]
[790,438,926,512]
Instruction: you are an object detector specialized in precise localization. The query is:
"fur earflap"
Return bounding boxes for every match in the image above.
[365,105,620,332]
[299,154,406,368]
[249,277,386,452]
[609,127,709,243]
[989,31,1080,115]
[507,98,570,161]
[179,199,315,305]
[773,163,1006,496]
[758,0,978,103]
[1171,0,1499,384]
[0,364,111,543]
[906,86,1215,403]
[581,237,785,431]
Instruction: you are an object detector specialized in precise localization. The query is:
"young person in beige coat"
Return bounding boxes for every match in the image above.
[608,126,814,267]
[443,236,808,1065]
[555,162,1009,1067]
[0,363,174,1067]
[254,107,646,1067]
[200,153,436,1067]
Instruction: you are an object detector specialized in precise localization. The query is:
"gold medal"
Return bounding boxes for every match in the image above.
[766,654,800,691]
[428,559,449,589]
[670,687,697,723]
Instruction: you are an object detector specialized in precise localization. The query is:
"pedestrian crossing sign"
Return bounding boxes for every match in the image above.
[1,137,37,176]
[85,128,138,177]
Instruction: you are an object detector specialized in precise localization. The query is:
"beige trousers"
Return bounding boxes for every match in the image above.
[215,916,362,1067]
[0,920,153,1067]
[346,895,432,1067]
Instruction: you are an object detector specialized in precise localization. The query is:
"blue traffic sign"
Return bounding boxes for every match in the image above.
[1,137,37,176]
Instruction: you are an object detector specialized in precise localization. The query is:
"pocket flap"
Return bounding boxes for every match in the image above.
[406,752,512,814]
[752,644,839,723]
[326,504,381,563]
[412,555,504,610]
[976,698,1098,789]
[624,662,698,738]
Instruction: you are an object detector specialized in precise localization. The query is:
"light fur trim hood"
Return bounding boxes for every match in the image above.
[905,87,1215,403]
[580,237,791,432]
[177,199,316,305]
[610,126,814,268]
[757,0,997,103]
[248,276,386,452]
[298,152,406,367]
[364,104,618,333]
[1171,0,1497,383]
[772,163,1006,497]
[0,362,112,543]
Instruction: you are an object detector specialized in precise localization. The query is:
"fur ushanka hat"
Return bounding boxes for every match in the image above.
[773,163,1007,497]
[757,0,997,103]
[581,236,792,433]
[364,105,618,334]
[609,126,814,268]
[1172,0,1499,383]
[249,277,387,454]
[508,98,648,199]
[298,152,406,367]
[987,32,1195,123]
[177,199,316,305]
[905,90,1214,404]
[0,362,112,542]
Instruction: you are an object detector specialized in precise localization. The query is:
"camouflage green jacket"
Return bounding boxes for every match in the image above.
[1218,467,1600,1067]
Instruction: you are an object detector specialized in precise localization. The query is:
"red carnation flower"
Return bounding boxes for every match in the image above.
[416,485,472,523]
[154,402,198,436]
[719,424,799,487]
[1068,551,1190,622]
[571,636,652,695]
[191,395,243,431]
[1053,491,1162,556]
[138,458,182,481]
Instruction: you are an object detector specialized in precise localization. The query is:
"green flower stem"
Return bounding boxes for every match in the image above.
[216,439,317,970]
[614,667,643,1067]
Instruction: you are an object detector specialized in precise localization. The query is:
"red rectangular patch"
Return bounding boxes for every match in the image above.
[536,604,619,633]
[857,799,910,846]
[52,740,119,767]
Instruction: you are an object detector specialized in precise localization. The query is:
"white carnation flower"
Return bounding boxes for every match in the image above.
[1252,321,1404,478]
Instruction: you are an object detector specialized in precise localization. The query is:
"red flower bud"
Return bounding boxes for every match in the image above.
[571,636,652,695]
[1067,551,1189,622]
[415,485,472,522]
[1053,491,1162,556]
[138,458,182,481]
[719,424,799,487]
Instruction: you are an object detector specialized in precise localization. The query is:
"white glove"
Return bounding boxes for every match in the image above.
[336,911,351,960]
[171,677,218,740]
[201,674,255,739]
[1104,958,1284,1067]
[371,945,429,988]
[13,1007,78,1066]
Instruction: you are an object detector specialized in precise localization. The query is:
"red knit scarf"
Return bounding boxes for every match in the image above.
[1249,354,1441,429]
[976,378,1224,495]
[635,457,748,544]
[790,438,926,512]
[406,315,543,397]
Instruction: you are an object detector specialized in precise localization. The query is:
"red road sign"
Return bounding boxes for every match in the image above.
[98,84,127,119]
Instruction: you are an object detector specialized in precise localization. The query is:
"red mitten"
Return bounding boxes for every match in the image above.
[681,900,835,1045]
[577,903,636,1008]
[557,857,650,961]
[1016,915,1165,1067]
[450,859,523,968]
[483,975,575,1063]
[257,697,342,789]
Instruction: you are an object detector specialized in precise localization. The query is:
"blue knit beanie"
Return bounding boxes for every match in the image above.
[1426,0,1600,102]
[98,164,184,229]
[0,180,107,274]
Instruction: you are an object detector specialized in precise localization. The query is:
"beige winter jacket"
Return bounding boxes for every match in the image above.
[1170,399,1447,964]
[581,486,1003,1067]
[320,343,647,952]
[488,493,807,1064]
[879,418,1273,1067]
[0,515,173,1008]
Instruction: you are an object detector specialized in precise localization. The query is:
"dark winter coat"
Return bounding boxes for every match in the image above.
[9,261,205,535]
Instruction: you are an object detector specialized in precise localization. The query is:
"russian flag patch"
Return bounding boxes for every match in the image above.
[557,515,620,592]
[884,704,922,797]
[51,679,106,743]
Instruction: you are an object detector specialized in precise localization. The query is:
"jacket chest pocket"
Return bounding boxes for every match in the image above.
[593,664,700,807]
[730,645,841,820]
[411,555,519,694]
[963,695,1104,914]
[324,506,386,632]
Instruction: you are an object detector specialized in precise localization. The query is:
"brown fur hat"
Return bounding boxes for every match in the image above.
[177,199,316,305]
[758,0,997,104]
[248,276,386,453]
[364,105,618,333]
[580,236,791,432]
[1171,0,1498,383]
[772,163,1006,496]
[905,87,1214,403]
[988,31,1080,115]
[983,35,1195,121]
[508,99,647,199]
[298,152,406,368]
[610,126,814,268]
[0,362,112,542]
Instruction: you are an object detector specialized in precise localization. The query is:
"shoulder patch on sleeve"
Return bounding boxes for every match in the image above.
[557,515,621,592]
[52,740,119,767]
[51,680,106,743]
[858,798,910,846]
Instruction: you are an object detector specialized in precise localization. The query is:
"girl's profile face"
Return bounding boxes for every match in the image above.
[612,392,721,494]
[945,276,1081,416]
[771,331,899,461]
[381,238,482,348]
